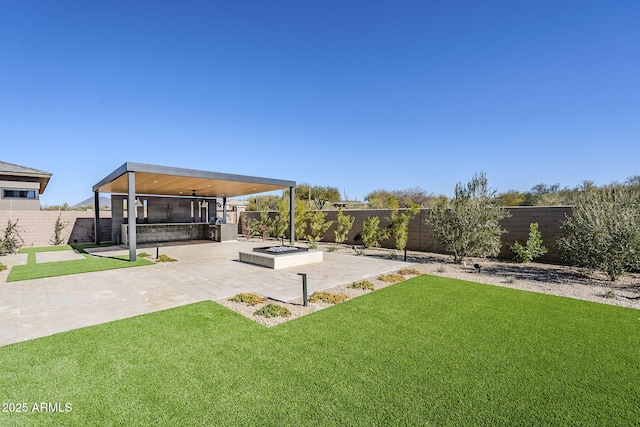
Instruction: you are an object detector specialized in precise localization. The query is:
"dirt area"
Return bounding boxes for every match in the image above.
[217,243,640,326]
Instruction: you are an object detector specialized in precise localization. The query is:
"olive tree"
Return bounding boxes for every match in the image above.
[556,187,640,281]
[429,172,510,263]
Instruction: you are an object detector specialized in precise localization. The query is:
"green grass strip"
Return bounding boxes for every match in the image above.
[0,275,638,425]
[7,247,154,282]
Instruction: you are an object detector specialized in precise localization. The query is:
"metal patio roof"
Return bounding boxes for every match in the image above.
[93,162,296,198]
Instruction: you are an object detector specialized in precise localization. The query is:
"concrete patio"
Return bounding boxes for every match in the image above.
[0,241,412,347]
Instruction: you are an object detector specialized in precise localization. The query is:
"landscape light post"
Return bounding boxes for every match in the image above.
[298,273,308,306]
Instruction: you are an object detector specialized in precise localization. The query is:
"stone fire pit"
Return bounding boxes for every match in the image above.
[239,246,323,269]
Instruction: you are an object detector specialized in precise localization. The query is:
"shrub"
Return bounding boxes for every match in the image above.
[334,208,355,244]
[556,187,640,281]
[386,197,420,251]
[156,254,177,262]
[510,222,548,263]
[360,216,387,248]
[397,268,420,276]
[308,291,348,304]
[229,293,268,306]
[269,196,290,240]
[138,252,152,258]
[429,172,510,263]
[377,274,405,283]
[306,211,333,249]
[0,219,24,255]
[326,245,339,252]
[348,280,375,291]
[258,207,273,240]
[254,303,291,318]
[240,213,259,239]
[0,262,7,272]
[50,214,69,245]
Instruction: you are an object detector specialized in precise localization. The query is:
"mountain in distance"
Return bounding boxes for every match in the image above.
[73,196,111,209]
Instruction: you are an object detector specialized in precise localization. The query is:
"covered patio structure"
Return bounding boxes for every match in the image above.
[92,162,296,261]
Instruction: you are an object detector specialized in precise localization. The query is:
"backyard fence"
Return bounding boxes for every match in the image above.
[241,206,573,263]
[0,211,112,247]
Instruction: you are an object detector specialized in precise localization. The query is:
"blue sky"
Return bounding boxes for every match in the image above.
[1,1,639,206]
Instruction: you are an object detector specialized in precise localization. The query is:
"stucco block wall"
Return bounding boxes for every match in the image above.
[244,206,573,263]
[0,211,112,247]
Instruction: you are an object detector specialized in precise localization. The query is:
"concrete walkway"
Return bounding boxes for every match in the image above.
[0,241,412,347]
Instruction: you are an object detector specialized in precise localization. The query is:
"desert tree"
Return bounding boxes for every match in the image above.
[510,222,547,263]
[429,172,510,263]
[386,196,420,251]
[51,214,69,245]
[306,211,333,248]
[334,208,355,245]
[1,219,24,255]
[556,186,640,281]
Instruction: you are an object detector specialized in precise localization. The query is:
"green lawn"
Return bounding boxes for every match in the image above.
[7,245,154,282]
[0,275,638,425]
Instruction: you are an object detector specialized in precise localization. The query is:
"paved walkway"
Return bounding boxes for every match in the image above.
[0,241,412,347]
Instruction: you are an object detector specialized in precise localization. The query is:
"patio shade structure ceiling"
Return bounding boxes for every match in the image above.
[92,162,296,261]
[93,162,296,198]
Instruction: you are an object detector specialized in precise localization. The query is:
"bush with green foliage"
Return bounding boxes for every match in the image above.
[50,214,69,245]
[0,219,24,255]
[240,213,260,239]
[0,262,7,272]
[556,187,640,281]
[510,222,548,263]
[254,303,291,318]
[293,202,308,242]
[306,211,333,249]
[360,216,388,248]
[269,196,290,239]
[156,254,177,262]
[386,197,420,251]
[229,293,268,306]
[309,291,348,304]
[334,208,355,244]
[258,207,273,240]
[429,172,510,263]
[138,252,152,258]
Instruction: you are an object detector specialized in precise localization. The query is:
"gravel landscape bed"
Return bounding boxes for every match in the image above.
[218,243,640,326]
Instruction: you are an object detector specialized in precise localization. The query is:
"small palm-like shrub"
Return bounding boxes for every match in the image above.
[229,293,268,306]
[254,304,291,318]
[138,252,152,258]
[309,291,348,304]
[156,254,177,262]
[0,262,7,272]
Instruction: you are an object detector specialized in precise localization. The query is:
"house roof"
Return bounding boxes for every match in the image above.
[0,160,53,194]
[93,162,295,198]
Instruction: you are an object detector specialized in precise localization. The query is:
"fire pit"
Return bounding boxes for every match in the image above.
[239,245,322,269]
[252,246,309,254]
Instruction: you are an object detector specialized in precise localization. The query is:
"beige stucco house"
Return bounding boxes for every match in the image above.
[0,161,52,211]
